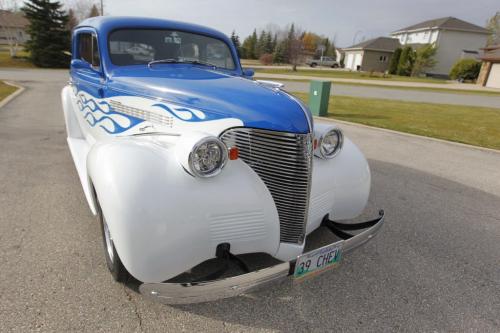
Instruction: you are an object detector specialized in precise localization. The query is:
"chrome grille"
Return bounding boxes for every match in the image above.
[220,128,313,244]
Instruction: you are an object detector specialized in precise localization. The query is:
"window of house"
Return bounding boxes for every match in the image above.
[379,55,387,62]
[78,32,100,68]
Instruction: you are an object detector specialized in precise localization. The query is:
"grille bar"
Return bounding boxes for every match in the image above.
[221,128,312,244]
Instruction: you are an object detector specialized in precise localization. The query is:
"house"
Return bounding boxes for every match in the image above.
[391,17,490,77]
[477,45,500,88]
[0,10,30,45]
[343,37,401,72]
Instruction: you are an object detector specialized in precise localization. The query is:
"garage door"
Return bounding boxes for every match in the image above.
[486,63,500,88]
[346,54,354,70]
[354,54,362,71]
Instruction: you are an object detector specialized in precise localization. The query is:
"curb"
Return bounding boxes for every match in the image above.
[0,81,25,109]
[315,116,500,155]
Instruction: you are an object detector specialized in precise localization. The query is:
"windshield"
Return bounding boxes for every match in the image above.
[108,29,236,70]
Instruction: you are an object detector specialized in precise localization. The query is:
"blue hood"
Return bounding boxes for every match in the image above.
[106,65,311,134]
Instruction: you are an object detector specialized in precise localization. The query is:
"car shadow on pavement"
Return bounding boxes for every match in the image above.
[139,159,500,332]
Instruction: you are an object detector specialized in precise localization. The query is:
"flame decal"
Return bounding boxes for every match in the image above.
[76,93,144,134]
[151,103,207,121]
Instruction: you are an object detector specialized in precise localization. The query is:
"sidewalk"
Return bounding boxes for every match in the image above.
[254,72,500,92]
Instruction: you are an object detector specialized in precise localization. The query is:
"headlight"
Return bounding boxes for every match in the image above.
[176,132,228,178]
[316,127,343,159]
[189,137,228,178]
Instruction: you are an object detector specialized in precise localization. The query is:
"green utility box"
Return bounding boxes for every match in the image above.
[308,80,331,116]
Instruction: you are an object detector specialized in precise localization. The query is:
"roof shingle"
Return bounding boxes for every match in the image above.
[392,17,490,34]
[0,10,29,29]
[345,37,401,51]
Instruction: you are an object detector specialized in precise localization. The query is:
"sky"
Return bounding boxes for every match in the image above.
[103,0,497,47]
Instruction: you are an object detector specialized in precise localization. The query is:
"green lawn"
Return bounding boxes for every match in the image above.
[0,50,34,68]
[256,76,500,97]
[0,81,18,102]
[256,68,448,84]
[293,92,500,150]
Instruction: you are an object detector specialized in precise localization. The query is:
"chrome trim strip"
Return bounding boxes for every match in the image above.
[109,100,174,128]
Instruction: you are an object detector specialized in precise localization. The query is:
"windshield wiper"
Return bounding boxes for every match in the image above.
[183,60,219,69]
[148,58,219,69]
[147,58,182,68]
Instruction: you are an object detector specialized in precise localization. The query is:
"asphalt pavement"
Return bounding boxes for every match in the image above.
[1,69,499,332]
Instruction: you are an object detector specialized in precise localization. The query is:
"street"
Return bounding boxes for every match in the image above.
[279,80,500,108]
[0,69,499,332]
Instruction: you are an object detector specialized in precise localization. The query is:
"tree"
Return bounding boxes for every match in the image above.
[230,30,241,56]
[486,11,500,46]
[397,46,414,76]
[241,29,257,59]
[411,44,437,76]
[66,8,78,32]
[388,48,402,74]
[256,29,266,58]
[272,40,286,63]
[87,3,99,17]
[286,24,304,71]
[264,31,273,54]
[22,0,70,68]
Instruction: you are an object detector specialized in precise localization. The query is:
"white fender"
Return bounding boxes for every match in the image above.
[307,138,371,234]
[87,137,281,282]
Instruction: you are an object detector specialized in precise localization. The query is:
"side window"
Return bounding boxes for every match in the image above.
[78,32,100,68]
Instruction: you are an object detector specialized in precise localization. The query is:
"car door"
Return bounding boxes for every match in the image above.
[71,30,107,140]
[72,30,104,97]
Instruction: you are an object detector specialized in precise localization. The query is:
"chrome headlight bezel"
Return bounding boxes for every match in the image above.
[187,136,228,178]
[316,127,344,159]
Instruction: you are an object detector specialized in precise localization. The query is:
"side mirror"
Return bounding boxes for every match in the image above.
[242,68,255,77]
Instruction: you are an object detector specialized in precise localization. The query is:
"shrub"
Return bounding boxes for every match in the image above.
[449,59,481,81]
[389,48,402,74]
[259,53,273,65]
[397,46,415,76]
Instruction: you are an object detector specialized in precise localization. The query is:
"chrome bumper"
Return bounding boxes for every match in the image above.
[139,211,385,304]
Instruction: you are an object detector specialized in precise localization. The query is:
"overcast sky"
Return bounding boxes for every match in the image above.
[103,0,497,47]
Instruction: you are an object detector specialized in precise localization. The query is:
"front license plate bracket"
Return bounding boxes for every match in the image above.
[293,241,343,280]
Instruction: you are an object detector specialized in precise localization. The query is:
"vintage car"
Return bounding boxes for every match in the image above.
[61,16,384,304]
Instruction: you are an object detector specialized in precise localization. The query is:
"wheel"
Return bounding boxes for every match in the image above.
[97,199,130,282]
[310,63,317,68]
[332,64,339,68]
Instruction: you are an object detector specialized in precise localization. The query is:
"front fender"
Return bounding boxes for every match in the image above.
[307,137,371,233]
[87,137,280,283]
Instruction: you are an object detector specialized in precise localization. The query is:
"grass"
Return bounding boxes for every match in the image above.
[0,49,34,68]
[255,68,448,84]
[256,76,500,97]
[293,92,500,150]
[0,81,18,103]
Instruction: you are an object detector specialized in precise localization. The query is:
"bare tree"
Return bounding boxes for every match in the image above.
[0,0,23,57]
[486,11,500,46]
[65,0,99,22]
[286,24,304,71]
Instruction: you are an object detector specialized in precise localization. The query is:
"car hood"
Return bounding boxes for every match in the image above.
[107,65,312,134]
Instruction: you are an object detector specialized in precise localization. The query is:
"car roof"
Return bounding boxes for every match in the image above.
[76,16,230,41]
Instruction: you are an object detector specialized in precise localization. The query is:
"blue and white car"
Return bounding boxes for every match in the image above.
[61,16,384,304]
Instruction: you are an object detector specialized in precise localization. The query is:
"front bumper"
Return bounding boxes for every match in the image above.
[139,210,385,304]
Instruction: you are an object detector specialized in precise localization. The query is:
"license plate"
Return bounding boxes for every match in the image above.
[293,241,343,280]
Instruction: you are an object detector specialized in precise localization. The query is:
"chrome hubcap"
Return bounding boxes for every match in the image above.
[103,219,114,263]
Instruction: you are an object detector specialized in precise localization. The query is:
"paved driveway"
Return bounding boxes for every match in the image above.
[1,69,499,332]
